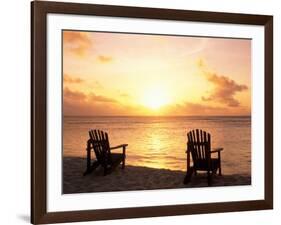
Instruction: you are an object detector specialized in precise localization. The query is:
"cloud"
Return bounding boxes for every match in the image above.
[63,87,250,116]
[119,93,130,98]
[63,88,155,116]
[63,74,104,91]
[63,88,125,116]
[90,80,103,89]
[116,90,130,98]
[64,87,86,101]
[97,55,113,63]
[64,88,116,103]
[63,74,84,83]
[88,93,117,103]
[179,102,225,115]
[163,101,224,116]
[163,101,250,116]
[63,31,92,56]
[198,59,248,107]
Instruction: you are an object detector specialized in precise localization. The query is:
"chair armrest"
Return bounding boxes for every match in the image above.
[110,144,128,150]
[211,147,223,153]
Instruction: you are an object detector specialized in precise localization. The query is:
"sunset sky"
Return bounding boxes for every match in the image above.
[63,30,251,116]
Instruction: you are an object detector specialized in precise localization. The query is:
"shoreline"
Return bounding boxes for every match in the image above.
[63,157,251,194]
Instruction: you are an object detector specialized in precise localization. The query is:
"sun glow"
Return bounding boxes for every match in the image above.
[63,31,252,116]
[142,87,170,110]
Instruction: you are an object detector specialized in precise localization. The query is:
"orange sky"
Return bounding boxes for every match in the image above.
[63,30,251,116]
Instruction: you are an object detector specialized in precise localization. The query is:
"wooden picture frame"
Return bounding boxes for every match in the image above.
[31,1,273,224]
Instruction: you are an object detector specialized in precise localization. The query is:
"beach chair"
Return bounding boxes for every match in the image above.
[83,129,128,176]
[184,129,223,186]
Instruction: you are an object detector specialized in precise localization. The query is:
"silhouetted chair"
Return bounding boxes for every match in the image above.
[184,129,223,186]
[83,129,128,176]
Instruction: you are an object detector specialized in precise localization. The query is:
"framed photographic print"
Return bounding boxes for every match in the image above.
[31,1,273,224]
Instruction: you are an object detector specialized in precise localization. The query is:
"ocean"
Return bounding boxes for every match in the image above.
[63,116,251,176]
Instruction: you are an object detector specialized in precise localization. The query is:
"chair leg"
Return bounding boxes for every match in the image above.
[214,168,218,174]
[104,166,107,176]
[194,170,197,176]
[122,146,126,169]
[83,144,92,176]
[207,171,211,186]
[122,158,125,169]
[218,152,222,175]
[184,166,194,184]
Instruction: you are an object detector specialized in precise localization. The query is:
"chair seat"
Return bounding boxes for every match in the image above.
[194,158,220,171]
[110,153,124,161]
[108,153,124,167]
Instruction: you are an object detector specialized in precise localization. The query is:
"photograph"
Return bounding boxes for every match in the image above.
[62,30,252,194]
[31,2,273,223]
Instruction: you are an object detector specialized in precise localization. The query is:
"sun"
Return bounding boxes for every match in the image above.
[142,87,170,110]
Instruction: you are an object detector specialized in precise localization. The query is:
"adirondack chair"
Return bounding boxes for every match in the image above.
[83,129,128,176]
[184,129,223,186]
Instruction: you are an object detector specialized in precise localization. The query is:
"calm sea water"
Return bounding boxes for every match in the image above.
[63,116,251,175]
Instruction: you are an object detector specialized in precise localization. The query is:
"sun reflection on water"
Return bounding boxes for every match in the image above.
[63,116,251,174]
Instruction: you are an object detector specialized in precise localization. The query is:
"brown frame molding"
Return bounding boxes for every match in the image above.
[31,1,273,224]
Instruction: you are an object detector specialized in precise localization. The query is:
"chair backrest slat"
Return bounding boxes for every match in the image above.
[187,129,211,163]
[203,130,207,159]
[89,129,110,165]
[89,130,94,140]
[200,129,203,159]
[196,129,201,159]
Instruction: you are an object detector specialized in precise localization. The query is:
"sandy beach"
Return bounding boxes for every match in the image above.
[63,157,251,194]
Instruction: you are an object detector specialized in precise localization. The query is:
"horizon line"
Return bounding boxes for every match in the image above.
[63,114,251,117]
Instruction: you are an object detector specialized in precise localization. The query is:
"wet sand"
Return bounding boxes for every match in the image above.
[63,157,251,194]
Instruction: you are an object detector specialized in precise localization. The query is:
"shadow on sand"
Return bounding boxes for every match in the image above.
[63,156,251,194]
